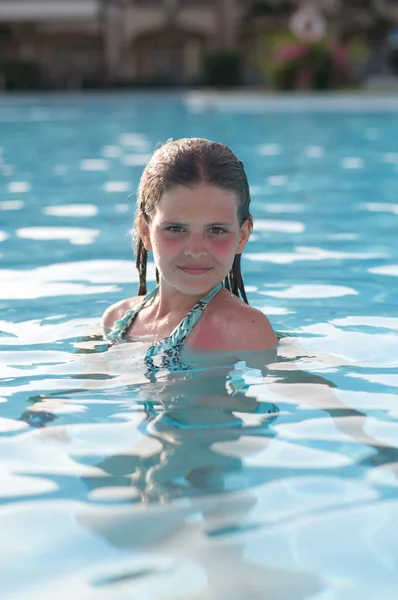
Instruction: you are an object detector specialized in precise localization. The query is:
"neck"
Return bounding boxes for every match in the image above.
[153,280,219,320]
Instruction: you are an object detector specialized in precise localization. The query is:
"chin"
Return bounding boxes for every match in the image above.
[160,267,225,295]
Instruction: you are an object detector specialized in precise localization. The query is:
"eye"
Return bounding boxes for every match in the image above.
[208,227,228,235]
[165,225,185,233]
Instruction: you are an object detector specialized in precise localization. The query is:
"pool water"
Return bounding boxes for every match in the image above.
[1,93,398,599]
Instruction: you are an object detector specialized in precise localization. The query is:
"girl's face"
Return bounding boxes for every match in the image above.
[139,185,251,295]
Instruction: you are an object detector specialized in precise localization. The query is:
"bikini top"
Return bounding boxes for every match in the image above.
[105,283,223,372]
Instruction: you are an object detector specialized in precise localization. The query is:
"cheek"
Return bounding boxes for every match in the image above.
[152,233,181,257]
[210,236,238,259]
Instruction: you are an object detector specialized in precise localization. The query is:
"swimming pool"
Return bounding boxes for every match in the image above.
[1,92,398,599]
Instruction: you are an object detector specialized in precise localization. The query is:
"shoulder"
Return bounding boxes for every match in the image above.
[222,298,277,352]
[190,289,277,352]
[101,296,142,331]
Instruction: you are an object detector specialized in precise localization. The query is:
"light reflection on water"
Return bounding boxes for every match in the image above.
[1,94,398,599]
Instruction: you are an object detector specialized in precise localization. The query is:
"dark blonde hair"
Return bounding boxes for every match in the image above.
[134,137,253,302]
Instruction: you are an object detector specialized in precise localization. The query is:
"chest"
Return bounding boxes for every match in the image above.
[125,306,188,342]
[124,302,229,350]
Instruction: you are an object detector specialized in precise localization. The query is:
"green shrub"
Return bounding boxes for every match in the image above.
[112,76,176,88]
[389,49,398,75]
[204,49,241,87]
[270,42,349,91]
[0,60,43,90]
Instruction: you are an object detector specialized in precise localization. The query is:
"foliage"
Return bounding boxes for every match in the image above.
[389,49,398,75]
[274,42,333,90]
[258,35,352,90]
[247,0,292,17]
[203,49,241,87]
[255,31,297,82]
[0,60,43,90]
[113,76,176,88]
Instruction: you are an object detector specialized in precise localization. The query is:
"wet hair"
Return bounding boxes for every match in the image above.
[134,137,253,302]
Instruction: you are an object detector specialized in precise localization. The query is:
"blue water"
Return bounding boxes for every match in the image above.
[1,92,398,600]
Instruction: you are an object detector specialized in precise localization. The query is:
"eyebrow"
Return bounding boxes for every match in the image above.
[160,221,234,227]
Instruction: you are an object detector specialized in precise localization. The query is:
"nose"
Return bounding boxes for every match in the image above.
[183,233,207,258]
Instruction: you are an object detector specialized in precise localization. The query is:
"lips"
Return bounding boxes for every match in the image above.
[178,266,212,275]
[179,265,211,270]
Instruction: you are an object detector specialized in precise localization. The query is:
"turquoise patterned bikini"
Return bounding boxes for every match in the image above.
[105,283,223,372]
[105,282,280,426]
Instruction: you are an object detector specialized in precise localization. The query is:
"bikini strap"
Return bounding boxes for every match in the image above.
[106,283,223,370]
[106,286,158,345]
[145,283,222,367]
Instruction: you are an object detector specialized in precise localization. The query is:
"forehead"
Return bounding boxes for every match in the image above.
[155,185,239,221]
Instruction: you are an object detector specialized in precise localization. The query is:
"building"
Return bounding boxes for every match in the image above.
[0,0,243,88]
[0,0,105,88]
[0,0,397,89]
[105,0,243,86]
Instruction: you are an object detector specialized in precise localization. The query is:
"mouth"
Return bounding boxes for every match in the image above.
[178,266,212,275]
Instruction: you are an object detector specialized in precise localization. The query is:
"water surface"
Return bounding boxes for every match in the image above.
[1,93,398,599]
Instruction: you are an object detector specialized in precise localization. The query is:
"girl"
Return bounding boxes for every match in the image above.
[102,137,277,372]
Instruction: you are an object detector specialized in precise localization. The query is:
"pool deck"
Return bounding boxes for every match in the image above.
[184,90,398,112]
[1,89,398,113]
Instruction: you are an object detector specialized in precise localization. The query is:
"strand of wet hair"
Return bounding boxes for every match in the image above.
[136,238,147,295]
[224,254,249,304]
[236,254,249,304]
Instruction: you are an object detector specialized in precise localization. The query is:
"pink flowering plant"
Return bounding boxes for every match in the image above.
[270,40,351,90]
